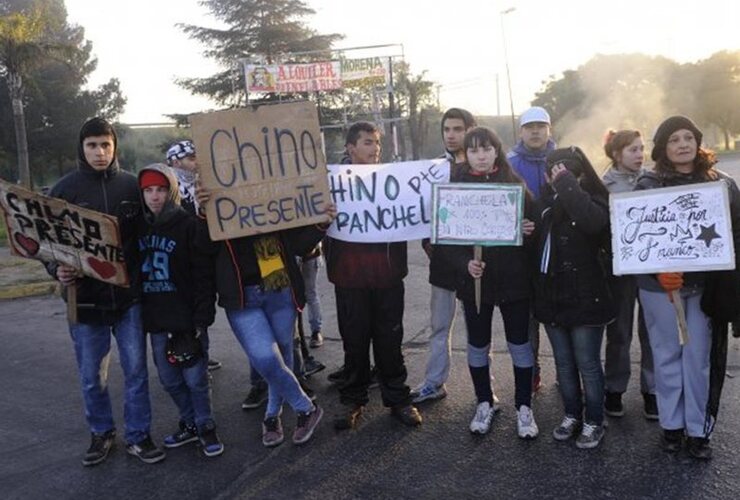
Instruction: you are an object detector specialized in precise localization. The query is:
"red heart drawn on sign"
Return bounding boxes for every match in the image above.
[87,256,117,280]
[14,232,40,256]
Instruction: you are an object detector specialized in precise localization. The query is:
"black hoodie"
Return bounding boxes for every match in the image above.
[47,125,141,325]
[135,164,216,333]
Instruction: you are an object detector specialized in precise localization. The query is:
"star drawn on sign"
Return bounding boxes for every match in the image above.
[696,223,721,248]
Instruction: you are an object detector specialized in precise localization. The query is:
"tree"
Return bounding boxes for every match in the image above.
[395,63,437,160]
[692,51,740,150]
[0,3,50,187]
[0,0,126,186]
[178,0,343,105]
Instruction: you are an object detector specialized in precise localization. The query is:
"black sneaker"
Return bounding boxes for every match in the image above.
[207,358,223,371]
[604,392,624,417]
[126,435,166,464]
[687,436,712,460]
[199,427,224,458]
[661,428,684,453]
[241,384,268,410]
[643,393,659,421]
[82,430,115,467]
[391,404,422,427]
[163,422,198,448]
[303,357,326,377]
[327,365,348,384]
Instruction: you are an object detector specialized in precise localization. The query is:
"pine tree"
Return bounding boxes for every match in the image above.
[178,0,343,105]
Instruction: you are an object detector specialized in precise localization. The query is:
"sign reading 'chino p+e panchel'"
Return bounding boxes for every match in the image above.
[0,179,129,286]
[610,181,736,275]
[431,183,524,246]
[190,101,332,241]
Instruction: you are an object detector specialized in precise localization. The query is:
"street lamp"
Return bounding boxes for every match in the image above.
[500,6,517,143]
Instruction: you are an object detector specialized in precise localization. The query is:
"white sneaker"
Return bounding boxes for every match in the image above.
[469,402,494,434]
[516,405,539,439]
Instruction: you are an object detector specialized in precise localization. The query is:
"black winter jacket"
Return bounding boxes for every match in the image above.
[443,170,536,305]
[47,160,141,325]
[135,165,215,333]
[533,172,615,327]
[203,225,327,311]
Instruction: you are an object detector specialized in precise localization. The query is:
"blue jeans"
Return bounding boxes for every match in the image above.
[226,286,313,417]
[546,324,605,425]
[69,304,151,444]
[150,332,214,432]
[301,257,323,333]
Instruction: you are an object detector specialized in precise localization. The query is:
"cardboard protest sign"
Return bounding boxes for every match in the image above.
[190,101,332,241]
[0,179,129,286]
[431,183,524,246]
[326,159,450,243]
[610,181,735,275]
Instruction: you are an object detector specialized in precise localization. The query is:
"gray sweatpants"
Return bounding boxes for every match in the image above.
[639,289,712,437]
[605,276,655,394]
[422,285,458,388]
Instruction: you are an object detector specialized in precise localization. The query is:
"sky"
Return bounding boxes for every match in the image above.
[63,0,740,124]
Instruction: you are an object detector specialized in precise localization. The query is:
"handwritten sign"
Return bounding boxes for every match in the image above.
[0,179,128,286]
[431,183,524,246]
[190,101,331,241]
[610,181,735,275]
[340,57,389,87]
[327,159,450,243]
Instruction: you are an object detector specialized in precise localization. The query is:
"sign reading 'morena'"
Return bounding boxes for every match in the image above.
[190,101,331,241]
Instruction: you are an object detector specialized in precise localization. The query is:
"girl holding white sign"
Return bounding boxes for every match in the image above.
[634,115,740,460]
[444,127,539,439]
[535,146,615,450]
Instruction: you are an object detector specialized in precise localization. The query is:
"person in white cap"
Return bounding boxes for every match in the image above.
[507,106,556,395]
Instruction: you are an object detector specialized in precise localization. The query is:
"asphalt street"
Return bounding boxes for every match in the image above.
[1,241,740,500]
[2,153,740,499]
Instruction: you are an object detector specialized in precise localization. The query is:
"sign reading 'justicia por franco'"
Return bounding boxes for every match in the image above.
[609,181,736,275]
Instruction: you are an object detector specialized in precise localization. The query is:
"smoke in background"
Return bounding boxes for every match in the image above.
[532,52,740,173]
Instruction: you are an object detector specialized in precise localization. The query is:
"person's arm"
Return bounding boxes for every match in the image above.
[550,169,609,235]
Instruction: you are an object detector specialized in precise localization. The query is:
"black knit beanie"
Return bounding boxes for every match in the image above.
[651,115,703,161]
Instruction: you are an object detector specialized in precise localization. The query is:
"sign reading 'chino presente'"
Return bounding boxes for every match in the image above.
[190,101,332,241]
[610,181,736,275]
[431,183,524,246]
[0,179,129,286]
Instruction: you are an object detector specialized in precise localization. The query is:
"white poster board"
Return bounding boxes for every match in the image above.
[610,181,735,275]
[326,159,450,243]
[431,183,524,246]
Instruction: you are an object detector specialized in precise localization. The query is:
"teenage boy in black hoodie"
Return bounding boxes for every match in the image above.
[136,164,223,457]
[325,121,422,430]
[47,117,165,466]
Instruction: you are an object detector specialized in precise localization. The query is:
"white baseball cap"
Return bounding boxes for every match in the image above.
[519,107,551,127]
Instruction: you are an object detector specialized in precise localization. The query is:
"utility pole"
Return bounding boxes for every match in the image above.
[501,7,517,141]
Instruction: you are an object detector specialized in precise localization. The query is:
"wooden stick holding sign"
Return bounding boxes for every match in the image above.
[67,285,78,324]
[474,245,482,313]
[670,290,690,345]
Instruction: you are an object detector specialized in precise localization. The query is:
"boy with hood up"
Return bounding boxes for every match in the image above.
[47,117,164,466]
[136,164,222,457]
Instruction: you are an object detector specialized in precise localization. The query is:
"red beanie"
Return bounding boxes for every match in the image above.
[140,170,169,189]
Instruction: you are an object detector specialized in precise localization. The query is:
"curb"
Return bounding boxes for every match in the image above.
[0,281,59,300]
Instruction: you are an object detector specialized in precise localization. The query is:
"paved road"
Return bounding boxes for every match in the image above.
[1,241,740,500]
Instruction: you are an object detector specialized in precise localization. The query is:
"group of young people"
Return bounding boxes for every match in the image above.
[48,103,738,468]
